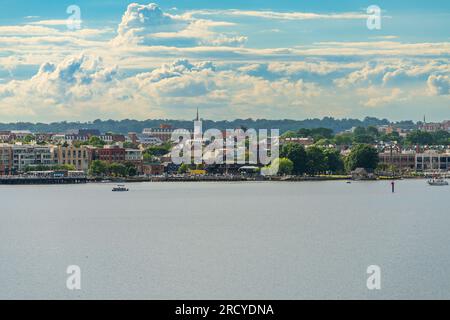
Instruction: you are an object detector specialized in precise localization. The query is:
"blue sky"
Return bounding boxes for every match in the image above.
[0,1,449,122]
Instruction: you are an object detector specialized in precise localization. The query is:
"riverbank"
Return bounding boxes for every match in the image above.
[0,176,87,185]
[89,174,427,183]
[0,174,435,185]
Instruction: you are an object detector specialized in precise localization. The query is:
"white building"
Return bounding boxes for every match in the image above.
[136,134,163,146]
[11,144,54,172]
[416,152,450,171]
[125,149,143,162]
[10,130,33,140]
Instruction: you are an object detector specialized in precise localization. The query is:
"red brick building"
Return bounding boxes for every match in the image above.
[96,146,126,163]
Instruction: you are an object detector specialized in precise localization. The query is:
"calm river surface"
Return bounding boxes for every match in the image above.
[0,180,449,299]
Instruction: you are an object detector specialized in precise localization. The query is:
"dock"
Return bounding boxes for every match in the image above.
[0,176,87,185]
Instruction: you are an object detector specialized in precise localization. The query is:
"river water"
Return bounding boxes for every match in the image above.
[0,180,449,299]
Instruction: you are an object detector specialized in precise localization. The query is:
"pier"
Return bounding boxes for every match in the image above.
[0,176,87,185]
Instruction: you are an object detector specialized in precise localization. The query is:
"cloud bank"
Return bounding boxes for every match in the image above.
[0,2,448,121]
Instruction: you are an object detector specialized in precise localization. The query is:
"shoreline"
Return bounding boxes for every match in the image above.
[1,175,430,185]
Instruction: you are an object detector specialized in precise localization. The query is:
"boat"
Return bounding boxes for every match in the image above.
[427,178,448,186]
[112,184,129,192]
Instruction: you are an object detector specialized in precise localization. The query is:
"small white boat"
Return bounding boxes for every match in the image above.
[112,184,129,192]
[427,178,448,186]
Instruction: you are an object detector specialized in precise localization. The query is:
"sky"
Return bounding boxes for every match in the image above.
[0,0,449,122]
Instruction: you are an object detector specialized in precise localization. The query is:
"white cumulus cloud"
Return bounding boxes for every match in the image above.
[427,75,450,95]
[112,3,246,47]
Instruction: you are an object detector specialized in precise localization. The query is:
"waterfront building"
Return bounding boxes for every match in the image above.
[11,144,54,173]
[0,144,13,175]
[125,149,143,162]
[378,151,416,171]
[125,149,144,173]
[142,163,165,175]
[96,145,126,163]
[415,151,450,171]
[52,145,93,172]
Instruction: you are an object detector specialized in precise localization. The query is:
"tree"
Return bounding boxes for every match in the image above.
[72,140,83,148]
[280,143,307,175]
[366,126,379,137]
[89,160,108,176]
[178,163,189,174]
[144,143,172,158]
[87,136,106,148]
[314,138,333,146]
[323,148,344,174]
[305,146,327,175]
[379,131,402,143]
[345,144,379,172]
[24,164,76,172]
[405,130,433,145]
[333,133,353,146]
[353,126,367,136]
[281,131,299,138]
[23,134,34,143]
[271,158,293,175]
[352,126,376,144]
[55,164,76,171]
[297,128,334,140]
[123,142,139,149]
[109,163,127,177]
[127,166,137,176]
[124,162,138,176]
[353,134,375,144]
[143,153,157,162]
[431,130,450,145]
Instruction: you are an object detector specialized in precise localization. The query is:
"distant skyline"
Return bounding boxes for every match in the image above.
[0,0,449,122]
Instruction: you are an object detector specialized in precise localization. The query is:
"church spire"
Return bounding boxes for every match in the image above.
[196,107,199,121]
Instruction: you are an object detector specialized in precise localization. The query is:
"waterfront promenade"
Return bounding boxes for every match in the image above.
[0,173,441,185]
[0,176,87,185]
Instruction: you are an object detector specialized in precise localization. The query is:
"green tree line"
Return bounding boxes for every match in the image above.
[272,143,379,176]
[89,160,138,177]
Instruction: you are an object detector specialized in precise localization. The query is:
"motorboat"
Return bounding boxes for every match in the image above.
[112,184,129,192]
[427,178,448,186]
